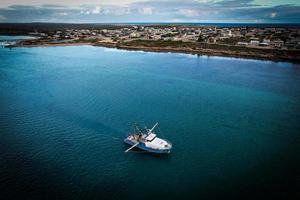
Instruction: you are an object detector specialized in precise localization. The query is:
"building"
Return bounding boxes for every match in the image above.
[250,40,260,46]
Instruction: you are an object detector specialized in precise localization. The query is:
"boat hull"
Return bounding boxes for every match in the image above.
[124,139,171,154]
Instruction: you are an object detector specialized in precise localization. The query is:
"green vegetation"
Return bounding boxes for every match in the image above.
[73,38,99,43]
[161,32,179,38]
[122,40,194,48]
[120,39,300,62]
[0,30,30,36]
[197,35,205,42]
[219,38,245,45]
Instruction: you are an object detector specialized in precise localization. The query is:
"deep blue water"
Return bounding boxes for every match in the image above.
[0,42,300,199]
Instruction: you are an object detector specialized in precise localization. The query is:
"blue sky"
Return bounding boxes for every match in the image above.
[0,0,299,23]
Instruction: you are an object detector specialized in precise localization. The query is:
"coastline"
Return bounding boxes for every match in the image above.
[8,42,93,47]
[9,39,300,64]
[101,43,300,63]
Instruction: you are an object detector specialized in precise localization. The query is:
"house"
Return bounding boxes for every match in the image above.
[250,40,260,46]
[260,39,270,46]
[237,42,249,46]
[270,40,284,48]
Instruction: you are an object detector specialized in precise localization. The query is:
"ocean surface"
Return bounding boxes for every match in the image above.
[0,35,36,41]
[0,37,300,199]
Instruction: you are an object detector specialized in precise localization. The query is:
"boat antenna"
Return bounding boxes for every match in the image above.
[133,123,144,135]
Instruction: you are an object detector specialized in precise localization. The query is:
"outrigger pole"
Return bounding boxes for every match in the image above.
[125,142,140,153]
[147,122,158,135]
[125,123,159,153]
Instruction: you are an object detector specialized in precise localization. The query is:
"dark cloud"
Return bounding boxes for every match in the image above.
[215,0,259,8]
[0,0,299,23]
[8,5,38,10]
[41,4,69,9]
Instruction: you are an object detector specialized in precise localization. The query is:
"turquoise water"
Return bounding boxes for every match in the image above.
[0,35,36,41]
[0,44,299,199]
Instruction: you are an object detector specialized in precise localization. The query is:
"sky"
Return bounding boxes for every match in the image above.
[0,0,299,23]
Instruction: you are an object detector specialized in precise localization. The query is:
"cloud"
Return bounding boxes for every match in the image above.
[41,4,68,9]
[58,12,68,16]
[0,15,6,21]
[0,0,299,23]
[139,7,153,15]
[7,5,37,10]
[92,6,101,14]
[270,12,277,18]
[215,0,259,8]
[178,9,200,17]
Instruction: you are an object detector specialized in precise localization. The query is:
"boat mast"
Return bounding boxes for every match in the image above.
[134,123,143,135]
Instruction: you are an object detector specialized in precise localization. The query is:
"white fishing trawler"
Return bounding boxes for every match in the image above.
[124,123,172,154]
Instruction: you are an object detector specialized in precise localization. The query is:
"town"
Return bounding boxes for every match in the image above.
[27,25,300,50]
[1,24,300,62]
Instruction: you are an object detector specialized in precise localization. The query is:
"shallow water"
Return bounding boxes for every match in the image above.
[0,44,299,199]
[0,35,36,41]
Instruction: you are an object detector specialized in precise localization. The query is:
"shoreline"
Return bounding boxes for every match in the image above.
[9,40,300,64]
[102,44,300,64]
[9,42,93,47]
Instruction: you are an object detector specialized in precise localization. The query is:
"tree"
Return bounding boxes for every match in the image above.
[198,35,205,42]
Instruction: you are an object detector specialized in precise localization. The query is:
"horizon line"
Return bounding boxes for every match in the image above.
[1,22,300,24]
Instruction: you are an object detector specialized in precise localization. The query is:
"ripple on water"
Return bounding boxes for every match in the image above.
[0,46,299,199]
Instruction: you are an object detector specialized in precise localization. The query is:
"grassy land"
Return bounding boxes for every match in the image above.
[120,39,300,62]
[121,40,193,48]
[72,38,99,43]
